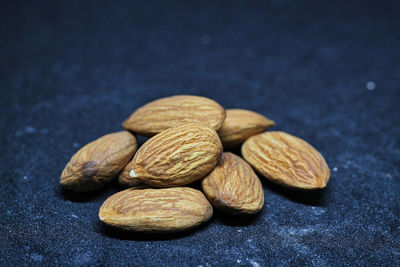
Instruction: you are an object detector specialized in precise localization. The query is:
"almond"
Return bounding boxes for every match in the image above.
[242,131,330,190]
[218,109,274,148]
[117,161,144,188]
[202,152,264,215]
[99,187,213,233]
[122,95,226,136]
[60,131,137,192]
[130,123,222,187]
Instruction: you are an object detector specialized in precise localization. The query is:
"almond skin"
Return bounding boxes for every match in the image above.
[60,131,137,192]
[117,161,144,188]
[130,123,223,187]
[202,152,264,215]
[122,95,226,136]
[242,131,330,190]
[218,109,275,148]
[99,187,213,233]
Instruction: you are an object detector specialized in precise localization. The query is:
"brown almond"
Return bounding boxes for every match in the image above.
[218,109,275,148]
[122,95,226,136]
[99,187,213,233]
[131,123,222,187]
[117,161,144,188]
[202,152,264,215]
[60,131,137,192]
[242,131,330,190]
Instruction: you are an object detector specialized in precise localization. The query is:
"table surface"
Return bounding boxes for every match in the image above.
[1,0,399,265]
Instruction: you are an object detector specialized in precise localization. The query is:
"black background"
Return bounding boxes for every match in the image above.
[1,0,399,265]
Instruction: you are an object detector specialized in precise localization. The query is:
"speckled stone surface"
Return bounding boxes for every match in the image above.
[1,0,399,266]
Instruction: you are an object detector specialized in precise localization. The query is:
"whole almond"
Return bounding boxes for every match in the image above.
[118,161,144,188]
[60,131,137,192]
[242,131,330,190]
[202,152,264,215]
[122,95,226,136]
[218,109,275,148]
[99,187,213,233]
[130,123,222,187]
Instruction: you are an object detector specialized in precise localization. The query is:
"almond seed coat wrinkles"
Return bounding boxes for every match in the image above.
[242,131,330,190]
[202,152,264,214]
[131,123,222,187]
[218,109,275,148]
[60,131,137,192]
[99,187,213,232]
[122,95,226,136]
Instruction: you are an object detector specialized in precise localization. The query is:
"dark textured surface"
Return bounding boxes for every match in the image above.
[1,1,399,265]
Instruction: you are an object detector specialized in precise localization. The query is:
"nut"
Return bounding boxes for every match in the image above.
[242,131,330,190]
[202,152,264,215]
[218,109,274,148]
[99,187,213,233]
[122,95,226,136]
[60,131,137,192]
[117,161,144,188]
[130,123,222,187]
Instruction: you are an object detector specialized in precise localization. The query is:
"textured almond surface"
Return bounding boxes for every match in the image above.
[99,187,213,233]
[242,131,330,189]
[218,109,275,148]
[202,152,264,215]
[131,123,222,187]
[122,95,226,136]
[118,161,144,188]
[60,131,137,192]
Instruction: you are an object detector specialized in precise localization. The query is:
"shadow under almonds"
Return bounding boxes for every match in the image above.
[224,146,242,157]
[98,218,212,241]
[261,178,328,207]
[214,209,261,227]
[57,179,119,202]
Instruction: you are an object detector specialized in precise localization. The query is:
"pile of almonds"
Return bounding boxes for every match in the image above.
[60,95,330,233]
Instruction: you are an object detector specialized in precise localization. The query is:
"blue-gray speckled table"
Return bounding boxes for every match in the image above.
[1,1,399,265]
